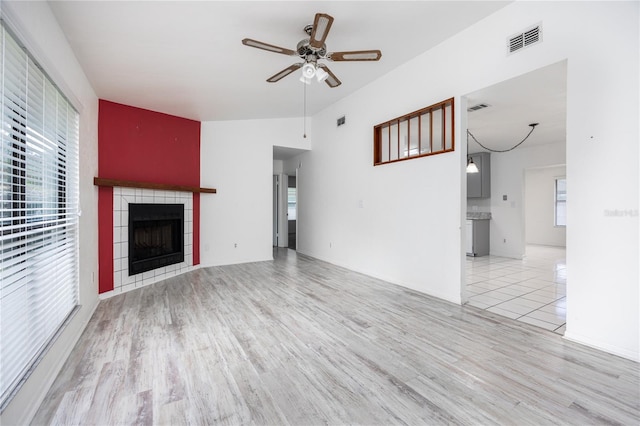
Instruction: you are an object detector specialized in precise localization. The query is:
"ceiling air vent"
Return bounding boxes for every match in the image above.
[508,24,542,55]
[467,103,490,112]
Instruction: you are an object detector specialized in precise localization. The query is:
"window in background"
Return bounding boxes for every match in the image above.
[0,22,80,410]
[288,187,296,221]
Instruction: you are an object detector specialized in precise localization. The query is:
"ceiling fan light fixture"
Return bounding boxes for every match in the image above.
[302,62,316,79]
[315,67,329,82]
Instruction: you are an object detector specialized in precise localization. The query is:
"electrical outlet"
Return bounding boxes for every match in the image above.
[503,238,507,243]
[234,243,237,248]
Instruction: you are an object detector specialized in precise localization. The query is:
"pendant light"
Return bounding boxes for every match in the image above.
[466,133,479,173]
[466,156,479,173]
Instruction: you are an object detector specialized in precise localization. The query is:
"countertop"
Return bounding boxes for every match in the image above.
[466,212,492,220]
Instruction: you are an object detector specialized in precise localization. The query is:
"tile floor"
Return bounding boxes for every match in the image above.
[465,245,566,334]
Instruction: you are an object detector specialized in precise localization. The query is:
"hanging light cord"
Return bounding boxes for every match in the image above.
[467,123,538,153]
[303,81,307,138]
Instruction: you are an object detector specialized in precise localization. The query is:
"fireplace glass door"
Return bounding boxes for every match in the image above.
[128,203,184,275]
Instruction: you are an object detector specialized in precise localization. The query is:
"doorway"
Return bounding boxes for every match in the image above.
[273,146,307,251]
[272,172,298,249]
[272,173,291,249]
[462,60,568,333]
[524,166,566,247]
[288,175,297,250]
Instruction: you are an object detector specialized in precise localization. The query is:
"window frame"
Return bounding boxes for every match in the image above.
[554,177,566,227]
[373,97,455,166]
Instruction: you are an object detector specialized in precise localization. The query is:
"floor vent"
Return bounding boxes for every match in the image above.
[468,103,490,112]
[508,24,542,54]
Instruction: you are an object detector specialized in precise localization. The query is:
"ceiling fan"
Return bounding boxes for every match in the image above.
[242,13,382,88]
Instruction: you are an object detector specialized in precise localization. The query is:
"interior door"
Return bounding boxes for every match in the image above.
[272,175,278,246]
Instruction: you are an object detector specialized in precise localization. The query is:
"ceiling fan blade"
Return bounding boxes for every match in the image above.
[267,63,303,83]
[242,38,296,56]
[318,64,341,88]
[328,50,382,61]
[309,13,334,49]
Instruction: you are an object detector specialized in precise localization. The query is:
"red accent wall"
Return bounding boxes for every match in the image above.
[98,100,201,293]
[98,187,114,294]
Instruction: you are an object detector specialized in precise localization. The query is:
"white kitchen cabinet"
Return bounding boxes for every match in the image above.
[466,219,490,256]
[465,221,474,254]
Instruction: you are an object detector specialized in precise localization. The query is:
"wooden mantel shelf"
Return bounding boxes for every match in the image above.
[94,177,216,194]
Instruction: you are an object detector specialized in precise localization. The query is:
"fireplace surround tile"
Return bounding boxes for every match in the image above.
[112,187,194,295]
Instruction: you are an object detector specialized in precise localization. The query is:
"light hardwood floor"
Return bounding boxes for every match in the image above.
[33,248,639,425]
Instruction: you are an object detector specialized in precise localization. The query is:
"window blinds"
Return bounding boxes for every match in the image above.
[0,23,79,409]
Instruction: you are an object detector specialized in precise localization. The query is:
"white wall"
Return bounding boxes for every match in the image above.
[273,159,283,174]
[297,1,638,360]
[297,101,463,303]
[488,142,566,258]
[199,117,310,266]
[563,2,639,361]
[0,2,99,424]
[525,165,567,247]
[467,197,491,213]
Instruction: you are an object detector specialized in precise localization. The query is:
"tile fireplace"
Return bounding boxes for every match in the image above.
[112,187,193,295]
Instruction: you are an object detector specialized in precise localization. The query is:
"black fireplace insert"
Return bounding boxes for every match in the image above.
[128,203,184,276]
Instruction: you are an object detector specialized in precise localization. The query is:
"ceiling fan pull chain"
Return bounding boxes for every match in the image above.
[303,81,307,138]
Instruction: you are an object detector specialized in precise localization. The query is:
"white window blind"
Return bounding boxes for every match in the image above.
[0,22,79,409]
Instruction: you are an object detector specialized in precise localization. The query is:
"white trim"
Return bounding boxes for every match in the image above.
[563,332,639,363]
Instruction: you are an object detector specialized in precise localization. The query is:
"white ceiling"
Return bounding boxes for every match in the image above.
[465,60,567,155]
[47,1,566,157]
[48,1,512,122]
